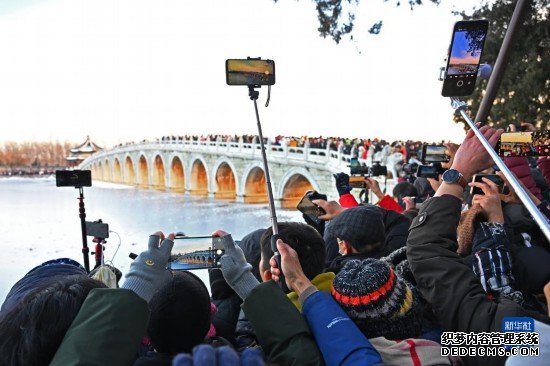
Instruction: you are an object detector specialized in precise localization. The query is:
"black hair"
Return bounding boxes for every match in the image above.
[392,182,419,200]
[0,275,106,366]
[147,271,211,355]
[260,222,326,282]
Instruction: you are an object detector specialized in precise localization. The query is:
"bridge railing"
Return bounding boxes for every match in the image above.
[83,138,354,168]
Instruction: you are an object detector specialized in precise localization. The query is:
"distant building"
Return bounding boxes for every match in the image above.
[66,136,103,167]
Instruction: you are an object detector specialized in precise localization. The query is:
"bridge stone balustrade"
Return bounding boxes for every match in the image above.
[80,138,357,207]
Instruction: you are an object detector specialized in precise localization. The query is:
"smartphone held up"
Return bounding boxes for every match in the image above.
[441,20,489,97]
[226,59,275,86]
[169,235,225,271]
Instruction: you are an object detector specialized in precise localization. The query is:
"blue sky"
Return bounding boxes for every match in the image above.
[0,0,488,145]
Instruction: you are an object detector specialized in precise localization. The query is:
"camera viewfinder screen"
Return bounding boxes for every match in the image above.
[226,59,275,86]
[424,145,450,163]
[169,236,215,270]
[499,131,550,157]
[447,28,486,75]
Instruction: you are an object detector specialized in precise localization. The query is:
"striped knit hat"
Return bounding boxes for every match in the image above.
[331,258,422,340]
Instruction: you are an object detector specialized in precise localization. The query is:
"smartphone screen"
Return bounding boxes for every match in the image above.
[349,175,366,189]
[497,131,550,157]
[442,20,489,97]
[169,236,222,270]
[422,145,450,164]
[470,174,504,196]
[226,59,275,86]
[416,165,439,179]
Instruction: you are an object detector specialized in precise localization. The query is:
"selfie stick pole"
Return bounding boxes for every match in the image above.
[248,85,285,287]
[451,98,550,243]
[77,187,91,272]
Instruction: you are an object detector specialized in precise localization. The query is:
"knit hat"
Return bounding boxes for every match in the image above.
[331,258,422,340]
[147,271,211,354]
[330,206,386,252]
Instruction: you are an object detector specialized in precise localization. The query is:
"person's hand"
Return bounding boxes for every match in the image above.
[313,199,347,220]
[496,171,541,206]
[441,143,459,169]
[269,239,312,295]
[451,123,504,181]
[365,177,384,199]
[521,122,536,132]
[217,230,259,300]
[402,196,416,211]
[427,176,442,192]
[121,231,175,302]
[333,172,352,196]
[469,178,504,223]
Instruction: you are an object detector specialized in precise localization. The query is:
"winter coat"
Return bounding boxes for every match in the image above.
[50,288,150,366]
[407,196,550,366]
[242,280,324,366]
[339,192,404,213]
[504,157,542,200]
[302,291,382,365]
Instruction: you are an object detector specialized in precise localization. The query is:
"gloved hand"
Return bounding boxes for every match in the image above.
[215,231,260,300]
[172,345,264,366]
[333,172,352,196]
[121,232,174,302]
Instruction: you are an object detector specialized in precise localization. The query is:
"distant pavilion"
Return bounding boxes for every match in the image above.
[66,136,103,167]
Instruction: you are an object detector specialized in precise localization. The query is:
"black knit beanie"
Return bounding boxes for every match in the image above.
[331,258,422,340]
[148,271,211,354]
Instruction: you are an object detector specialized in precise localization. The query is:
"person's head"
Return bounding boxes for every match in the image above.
[148,271,211,355]
[331,258,422,340]
[392,182,418,200]
[330,206,385,255]
[0,275,106,365]
[259,222,326,283]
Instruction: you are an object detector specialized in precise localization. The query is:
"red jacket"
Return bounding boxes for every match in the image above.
[504,157,542,200]
[339,193,404,214]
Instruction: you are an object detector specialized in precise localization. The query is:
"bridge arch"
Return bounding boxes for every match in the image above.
[189,157,209,196]
[278,168,320,209]
[170,156,185,193]
[242,162,268,204]
[124,156,136,185]
[212,159,238,199]
[138,155,150,188]
[103,160,112,182]
[152,155,166,190]
[113,158,122,183]
[97,162,104,181]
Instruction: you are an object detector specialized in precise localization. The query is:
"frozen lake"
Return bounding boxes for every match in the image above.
[0,177,302,302]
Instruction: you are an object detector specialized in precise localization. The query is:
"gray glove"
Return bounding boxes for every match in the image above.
[219,234,260,300]
[122,234,174,302]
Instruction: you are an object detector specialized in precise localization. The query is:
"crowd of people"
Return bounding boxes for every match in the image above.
[1,126,550,366]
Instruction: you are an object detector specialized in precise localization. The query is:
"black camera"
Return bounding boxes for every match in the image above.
[416,164,446,179]
[56,170,92,187]
[369,162,388,177]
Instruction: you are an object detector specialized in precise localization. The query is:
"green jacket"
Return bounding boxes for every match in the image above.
[50,288,149,366]
[407,196,549,366]
[242,280,325,366]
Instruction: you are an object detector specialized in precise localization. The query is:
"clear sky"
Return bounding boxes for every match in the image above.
[0,0,488,147]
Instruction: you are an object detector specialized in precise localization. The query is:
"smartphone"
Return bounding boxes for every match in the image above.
[169,235,225,270]
[416,165,440,179]
[496,131,550,157]
[441,20,489,97]
[56,170,92,187]
[470,174,504,196]
[85,221,109,238]
[349,175,366,189]
[226,59,275,86]
[297,191,327,225]
[421,145,450,164]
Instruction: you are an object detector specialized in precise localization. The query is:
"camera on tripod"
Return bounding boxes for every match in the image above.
[349,158,388,177]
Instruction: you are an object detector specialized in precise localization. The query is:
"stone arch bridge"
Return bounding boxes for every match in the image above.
[80,139,353,208]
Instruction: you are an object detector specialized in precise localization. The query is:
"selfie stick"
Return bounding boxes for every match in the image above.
[77,187,91,272]
[247,85,285,287]
[451,98,550,243]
